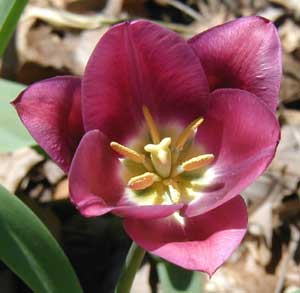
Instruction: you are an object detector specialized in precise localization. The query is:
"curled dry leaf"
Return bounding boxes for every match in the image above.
[279,20,300,53]
[281,109,300,125]
[43,160,65,184]
[0,148,43,192]
[258,6,284,22]
[271,125,300,178]
[53,178,69,201]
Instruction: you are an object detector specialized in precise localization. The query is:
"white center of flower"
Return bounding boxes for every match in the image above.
[110,106,214,205]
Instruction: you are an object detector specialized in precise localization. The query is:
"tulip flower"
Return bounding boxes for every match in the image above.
[13,16,281,277]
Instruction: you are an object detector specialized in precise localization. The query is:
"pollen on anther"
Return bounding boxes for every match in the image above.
[175,117,204,151]
[181,154,214,171]
[128,172,160,190]
[142,105,160,144]
[110,142,145,163]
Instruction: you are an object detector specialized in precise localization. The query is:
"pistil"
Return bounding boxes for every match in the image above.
[144,137,172,178]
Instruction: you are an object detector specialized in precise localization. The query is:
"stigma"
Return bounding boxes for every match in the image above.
[144,137,172,178]
[110,106,215,204]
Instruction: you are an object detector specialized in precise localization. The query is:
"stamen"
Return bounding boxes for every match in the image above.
[142,105,160,144]
[110,142,145,163]
[128,172,160,190]
[181,154,214,171]
[174,154,214,175]
[175,117,204,151]
[143,157,154,172]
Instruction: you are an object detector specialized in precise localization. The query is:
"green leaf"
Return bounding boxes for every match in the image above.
[0,78,35,152]
[0,0,27,56]
[0,184,83,293]
[157,260,203,293]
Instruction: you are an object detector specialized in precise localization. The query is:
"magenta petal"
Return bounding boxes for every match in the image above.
[82,20,209,143]
[69,130,123,217]
[189,16,282,112]
[184,89,280,217]
[112,203,183,219]
[12,76,83,172]
[124,195,247,275]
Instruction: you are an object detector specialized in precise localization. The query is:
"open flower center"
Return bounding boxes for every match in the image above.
[110,106,214,205]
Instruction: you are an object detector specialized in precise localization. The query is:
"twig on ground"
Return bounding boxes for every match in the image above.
[274,225,300,293]
[22,5,127,30]
[20,5,192,34]
[156,0,202,21]
[248,181,282,216]
[103,0,124,17]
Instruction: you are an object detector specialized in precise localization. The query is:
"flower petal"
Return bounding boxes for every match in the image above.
[184,89,280,217]
[12,76,83,172]
[188,16,282,112]
[124,195,247,275]
[69,130,123,217]
[69,130,183,219]
[82,20,209,143]
[113,204,183,220]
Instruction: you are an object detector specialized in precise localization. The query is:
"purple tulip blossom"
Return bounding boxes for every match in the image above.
[13,16,281,275]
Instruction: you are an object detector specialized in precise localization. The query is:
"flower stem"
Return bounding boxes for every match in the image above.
[115,242,145,293]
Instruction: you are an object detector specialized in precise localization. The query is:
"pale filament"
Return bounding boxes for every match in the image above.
[163,179,181,203]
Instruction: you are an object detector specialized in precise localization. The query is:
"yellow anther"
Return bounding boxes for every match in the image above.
[110,142,145,163]
[128,172,160,190]
[142,105,160,144]
[181,154,214,172]
[175,117,204,151]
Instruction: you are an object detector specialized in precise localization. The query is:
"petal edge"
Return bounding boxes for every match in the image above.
[124,195,248,275]
[189,16,282,112]
[12,76,83,172]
